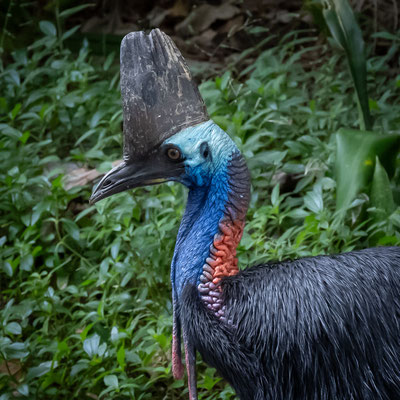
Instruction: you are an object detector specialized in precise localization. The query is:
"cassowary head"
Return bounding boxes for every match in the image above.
[90,121,239,203]
[90,29,240,204]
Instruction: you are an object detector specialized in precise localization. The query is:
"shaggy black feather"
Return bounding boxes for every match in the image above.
[181,246,400,400]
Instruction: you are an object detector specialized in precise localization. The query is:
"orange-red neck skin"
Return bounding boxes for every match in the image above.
[198,215,246,320]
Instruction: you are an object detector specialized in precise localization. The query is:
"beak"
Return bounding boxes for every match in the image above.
[89,157,184,204]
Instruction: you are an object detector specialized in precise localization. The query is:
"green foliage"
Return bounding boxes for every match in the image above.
[370,157,396,220]
[335,129,400,212]
[322,0,372,130]
[0,13,399,400]
[319,0,400,213]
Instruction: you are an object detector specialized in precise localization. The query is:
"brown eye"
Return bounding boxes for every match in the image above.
[167,147,181,161]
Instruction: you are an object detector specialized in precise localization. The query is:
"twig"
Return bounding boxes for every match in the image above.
[393,0,398,31]
[0,0,14,64]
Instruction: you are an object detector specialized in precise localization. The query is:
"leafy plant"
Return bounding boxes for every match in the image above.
[335,129,400,215]
[320,0,400,215]
[322,0,372,130]
[0,5,399,399]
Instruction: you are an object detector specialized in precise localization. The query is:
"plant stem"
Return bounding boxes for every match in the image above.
[55,0,63,50]
[0,0,14,69]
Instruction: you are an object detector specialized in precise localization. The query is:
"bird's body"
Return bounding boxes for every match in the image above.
[165,122,400,400]
[182,247,400,399]
[91,30,400,400]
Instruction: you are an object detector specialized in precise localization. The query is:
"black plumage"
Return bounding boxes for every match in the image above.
[181,247,400,399]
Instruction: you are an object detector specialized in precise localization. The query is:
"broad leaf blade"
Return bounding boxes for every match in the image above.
[323,0,372,130]
[335,128,400,211]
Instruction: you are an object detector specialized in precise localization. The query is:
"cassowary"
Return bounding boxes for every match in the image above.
[90,29,400,399]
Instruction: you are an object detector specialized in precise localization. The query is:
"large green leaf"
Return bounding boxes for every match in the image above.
[370,156,396,220]
[323,0,373,130]
[335,129,400,211]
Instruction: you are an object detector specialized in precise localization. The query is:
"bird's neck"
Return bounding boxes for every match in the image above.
[171,151,250,316]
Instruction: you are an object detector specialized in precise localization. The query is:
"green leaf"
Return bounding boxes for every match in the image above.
[75,206,95,222]
[271,184,280,207]
[8,70,20,86]
[111,327,119,343]
[103,52,115,71]
[57,340,70,358]
[19,131,30,144]
[59,4,93,19]
[80,323,94,341]
[70,361,88,376]
[372,32,400,41]
[61,218,80,241]
[287,208,310,219]
[17,384,29,397]
[20,254,33,271]
[10,103,21,120]
[335,129,400,211]
[4,342,29,359]
[26,361,57,380]
[39,21,57,37]
[104,374,119,389]
[322,0,372,130]
[304,184,324,213]
[3,262,13,277]
[56,274,69,290]
[97,299,104,318]
[370,156,395,219]
[248,150,287,169]
[89,111,103,128]
[1,123,22,140]
[117,345,126,370]
[111,239,120,259]
[83,334,100,358]
[219,71,231,91]
[5,322,22,335]
[61,25,80,41]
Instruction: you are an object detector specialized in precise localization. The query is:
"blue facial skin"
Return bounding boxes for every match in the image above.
[164,120,239,300]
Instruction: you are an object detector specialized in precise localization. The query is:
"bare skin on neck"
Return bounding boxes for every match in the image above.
[198,218,245,321]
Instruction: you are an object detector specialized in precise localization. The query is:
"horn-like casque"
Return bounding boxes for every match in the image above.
[120,29,209,161]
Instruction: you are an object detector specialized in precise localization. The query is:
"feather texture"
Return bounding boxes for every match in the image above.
[165,122,400,399]
[182,247,400,399]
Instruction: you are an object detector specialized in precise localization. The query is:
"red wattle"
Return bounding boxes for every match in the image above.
[198,218,245,319]
[172,333,184,379]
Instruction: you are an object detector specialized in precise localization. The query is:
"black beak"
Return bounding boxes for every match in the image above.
[89,156,184,204]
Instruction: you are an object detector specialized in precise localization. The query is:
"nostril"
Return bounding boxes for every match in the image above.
[103,178,112,187]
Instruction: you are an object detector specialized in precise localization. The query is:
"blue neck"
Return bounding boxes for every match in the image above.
[166,121,251,304]
[171,171,229,299]
[167,121,251,384]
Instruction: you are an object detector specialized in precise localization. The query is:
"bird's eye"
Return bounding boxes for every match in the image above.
[167,147,181,161]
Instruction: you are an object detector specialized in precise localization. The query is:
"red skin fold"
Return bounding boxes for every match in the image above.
[198,218,245,319]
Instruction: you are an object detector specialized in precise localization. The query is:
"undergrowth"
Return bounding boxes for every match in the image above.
[0,18,400,400]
